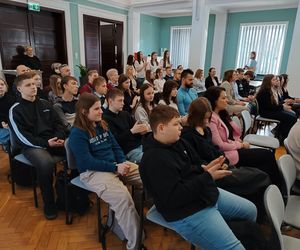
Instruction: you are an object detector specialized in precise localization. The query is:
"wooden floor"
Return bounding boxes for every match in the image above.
[0,144,300,249]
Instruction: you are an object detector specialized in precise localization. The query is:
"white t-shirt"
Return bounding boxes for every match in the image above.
[134,60,146,78]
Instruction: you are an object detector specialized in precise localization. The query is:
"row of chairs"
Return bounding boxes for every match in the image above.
[6,115,297,250]
[264,137,300,250]
[232,109,279,151]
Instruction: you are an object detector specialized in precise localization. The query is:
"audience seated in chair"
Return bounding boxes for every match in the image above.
[92,76,108,110]
[0,78,15,149]
[158,80,179,111]
[33,71,48,100]
[9,71,66,220]
[53,76,78,132]
[236,69,255,98]
[181,97,271,221]
[106,68,119,89]
[117,74,138,114]
[287,120,300,186]
[177,69,197,116]
[139,104,257,250]
[220,70,249,116]
[80,69,99,94]
[256,74,297,141]
[69,93,143,250]
[48,75,62,104]
[204,86,282,187]
[205,67,219,89]
[163,66,173,81]
[153,68,165,93]
[16,64,30,76]
[103,88,147,163]
[134,83,155,131]
[59,64,71,77]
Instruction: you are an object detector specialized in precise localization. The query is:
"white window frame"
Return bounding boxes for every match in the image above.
[170,25,192,69]
[235,21,288,75]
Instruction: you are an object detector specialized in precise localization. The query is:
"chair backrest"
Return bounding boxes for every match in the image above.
[283,138,291,154]
[8,128,22,156]
[232,116,242,132]
[64,138,77,170]
[277,154,296,199]
[253,99,260,116]
[264,185,284,249]
[241,110,252,136]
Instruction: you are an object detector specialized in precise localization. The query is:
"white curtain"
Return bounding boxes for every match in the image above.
[170,26,191,69]
[236,22,287,74]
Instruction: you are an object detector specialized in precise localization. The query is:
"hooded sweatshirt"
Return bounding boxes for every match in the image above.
[139,134,219,222]
[181,126,229,165]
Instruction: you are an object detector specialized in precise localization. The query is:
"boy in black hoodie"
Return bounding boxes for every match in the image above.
[103,88,148,163]
[9,72,66,220]
[139,105,257,250]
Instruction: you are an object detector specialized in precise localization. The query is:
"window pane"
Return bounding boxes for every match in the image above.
[236,22,287,75]
[170,26,191,69]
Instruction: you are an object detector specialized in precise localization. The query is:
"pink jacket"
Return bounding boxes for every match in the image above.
[209,112,242,165]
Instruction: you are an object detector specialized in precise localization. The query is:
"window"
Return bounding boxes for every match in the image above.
[170,26,191,69]
[236,22,288,75]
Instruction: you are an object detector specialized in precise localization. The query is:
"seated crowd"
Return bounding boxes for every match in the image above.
[1,50,300,250]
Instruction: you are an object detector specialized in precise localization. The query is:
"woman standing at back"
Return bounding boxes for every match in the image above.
[147,52,160,74]
[134,51,147,89]
[159,50,172,74]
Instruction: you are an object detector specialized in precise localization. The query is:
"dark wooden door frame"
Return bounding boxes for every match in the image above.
[83,14,124,77]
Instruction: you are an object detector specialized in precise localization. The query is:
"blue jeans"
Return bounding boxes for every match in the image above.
[0,128,9,146]
[126,145,143,164]
[169,188,257,250]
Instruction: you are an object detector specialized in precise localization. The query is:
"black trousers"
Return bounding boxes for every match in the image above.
[23,147,65,208]
[236,148,282,187]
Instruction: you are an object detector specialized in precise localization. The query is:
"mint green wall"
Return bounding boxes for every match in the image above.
[205,14,216,75]
[146,14,215,73]
[69,2,81,77]
[222,8,297,75]
[140,14,161,56]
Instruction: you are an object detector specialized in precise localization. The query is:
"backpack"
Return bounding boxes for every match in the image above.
[8,160,35,187]
[55,170,92,215]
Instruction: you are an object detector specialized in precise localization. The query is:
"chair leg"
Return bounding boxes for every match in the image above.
[31,166,38,208]
[33,185,38,208]
[10,160,16,195]
[97,197,103,242]
[138,190,145,250]
[64,163,73,225]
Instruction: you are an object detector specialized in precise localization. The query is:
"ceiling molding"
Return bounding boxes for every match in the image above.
[157,12,193,18]
[84,0,298,18]
[227,3,299,13]
[87,0,130,9]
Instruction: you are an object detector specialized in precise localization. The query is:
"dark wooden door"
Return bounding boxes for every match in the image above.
[29,11,67,82]
[0,4,30,70]
[0,3,67,88]
[83,15,123,78]
[84,15,101,74]
[100,22,116,76]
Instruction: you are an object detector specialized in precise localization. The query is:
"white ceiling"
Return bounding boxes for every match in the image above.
[92,0,299,17]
